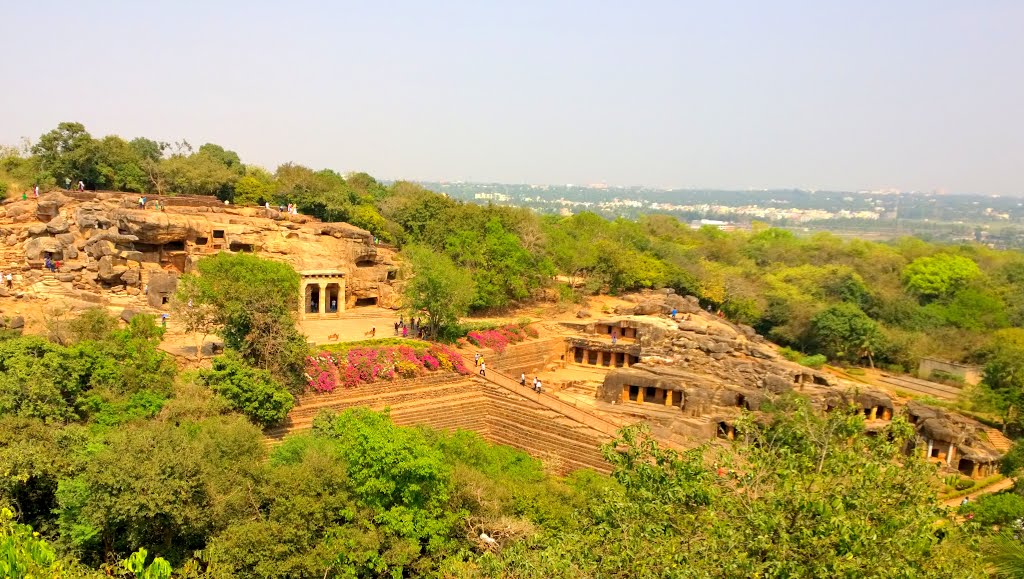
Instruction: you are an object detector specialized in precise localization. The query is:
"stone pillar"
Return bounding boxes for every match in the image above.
[727,425,735,440]
[926,439,933,459]
[339,278,346,312]
[882,408,892,420]
[665,390,673,407]
[318,282,327,315]
[869,407,877,420]
[947,443,956,466]
[972,462,979,478]
[624,354,631,368]
[299,283,306,319]
[596,351,604,367]
[621,385,629,403]
[637,387,645,404]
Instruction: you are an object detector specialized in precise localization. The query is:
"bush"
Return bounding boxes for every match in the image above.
[305,343,468,393]
[779,347,801,362]
[954,478,975,491]
[960,492,1024,526]
[799,354,827,369]
[200,352,294,427]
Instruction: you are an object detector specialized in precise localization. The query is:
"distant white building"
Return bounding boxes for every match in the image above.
[690,219,736,231]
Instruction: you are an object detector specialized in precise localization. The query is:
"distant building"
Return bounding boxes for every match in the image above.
[689,219,736,231]
[474,192,510,202]
[918,357,982,386]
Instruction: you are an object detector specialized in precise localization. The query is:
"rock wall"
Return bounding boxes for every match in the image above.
[0,191,402,309]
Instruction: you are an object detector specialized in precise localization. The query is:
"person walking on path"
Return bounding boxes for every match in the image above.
[671,308,677,319]
[479,362,486,377]
[64,177,71,190]
[5,273,12,289]
[78,180,85,192]
[34,184,39,198]
[402,325,408,338]
[474,353,480,367]
[520,372,526,386]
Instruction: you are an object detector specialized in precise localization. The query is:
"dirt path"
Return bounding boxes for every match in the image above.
[942,477,1014,508]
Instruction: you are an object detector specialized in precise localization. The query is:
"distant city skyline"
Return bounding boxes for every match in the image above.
[2,1,1022,195]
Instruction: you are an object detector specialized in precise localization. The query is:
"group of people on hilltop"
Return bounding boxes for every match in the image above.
[137,196,163,211]
[268,202,299,215]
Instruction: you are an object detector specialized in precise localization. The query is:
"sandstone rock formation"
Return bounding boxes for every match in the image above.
[0,191,402,311]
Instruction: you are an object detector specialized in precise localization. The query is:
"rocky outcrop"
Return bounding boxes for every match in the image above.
[0,191,402,309]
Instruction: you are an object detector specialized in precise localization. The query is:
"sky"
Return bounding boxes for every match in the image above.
[2,1,1022,194]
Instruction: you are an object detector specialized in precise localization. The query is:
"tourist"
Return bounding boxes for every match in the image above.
[402,325,408,338]
[479,362,486,377]
[707,304,713,313]
[520,372,526,386]
[330,298,337,312]
[34,184,39,198]
[161,313,170,328]
[399,314,404,326]
[535,378,543,393]
[370,326,376,338]
[5,272,12,288]
[64,177,71,190]
[22,191,27,200]
[961,497,970,506]
[264,201,271,209]
[611,330,617,345]
[78,180,85,192]
[54,260,62,272]
[474,353,480,366]
[393,321,399,335]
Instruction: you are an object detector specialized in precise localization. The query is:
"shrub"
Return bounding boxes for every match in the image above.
[954,478,975,491]
[466,324,530,353]
[779,347,801,362]
[303,343,468,393]
[798,354,827,369]
[960,492,1024,526]
[200,352,294,427]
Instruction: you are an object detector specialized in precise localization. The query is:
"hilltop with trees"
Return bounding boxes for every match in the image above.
[4,123,1024,575]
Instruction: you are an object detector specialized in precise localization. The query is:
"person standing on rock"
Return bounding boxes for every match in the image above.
[64,177,71,190]
[671,308,677,319]
[78,180,85,192]
[611,330,618,345]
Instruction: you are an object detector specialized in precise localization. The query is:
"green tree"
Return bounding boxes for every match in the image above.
[30,121,95,186]
[176,253,306,386]
[402,246,475,338]
[808,303,886,366]
[975,332,1024,432]
[0,508,59,579]
[902,253,981,300]
[199,353,294,428]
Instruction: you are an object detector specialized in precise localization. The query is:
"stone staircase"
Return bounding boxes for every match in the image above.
[487,338,567,376]
[984,428,1013,453]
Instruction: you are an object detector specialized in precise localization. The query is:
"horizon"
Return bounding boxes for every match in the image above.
[2,1,1022,195]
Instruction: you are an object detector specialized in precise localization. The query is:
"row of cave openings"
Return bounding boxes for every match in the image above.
[572,348,639,368]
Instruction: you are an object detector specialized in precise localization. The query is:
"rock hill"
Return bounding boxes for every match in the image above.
[0,191,400,324]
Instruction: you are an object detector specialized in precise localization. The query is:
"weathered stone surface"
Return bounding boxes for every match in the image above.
[24,237,63,260]
[35,192,68,221]
[120,309,138,323]
[576,309,592,318]
[27,224,48,237]
[120,269,141,286]
[7,315,25,329]
[46,216,70,234]
[57,273,76,282]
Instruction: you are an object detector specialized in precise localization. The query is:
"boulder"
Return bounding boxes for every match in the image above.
[45,216,70,234]
[57,273,76,282]
[26,224,48,237]
[120,269,141,286]
[201,340,226,356]
[36,192,68,221]
[120,309,137,323]
[24,237,63,260]
[576,309,592,319]
[97,256,129,284]
[7,316,24,329]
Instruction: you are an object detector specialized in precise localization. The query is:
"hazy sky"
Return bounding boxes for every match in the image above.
[3,1,1022,194]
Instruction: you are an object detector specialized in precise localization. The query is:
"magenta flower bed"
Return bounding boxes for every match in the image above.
[466,325,532,353]
[304,343,469,393]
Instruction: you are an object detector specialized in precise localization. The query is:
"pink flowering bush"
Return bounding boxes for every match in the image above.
[303,341,469,393]
[465,324,532,353]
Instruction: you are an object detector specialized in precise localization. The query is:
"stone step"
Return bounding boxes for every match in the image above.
[984,428,1013,452]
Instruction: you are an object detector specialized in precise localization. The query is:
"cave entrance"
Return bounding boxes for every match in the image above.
[354,297,377,307]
